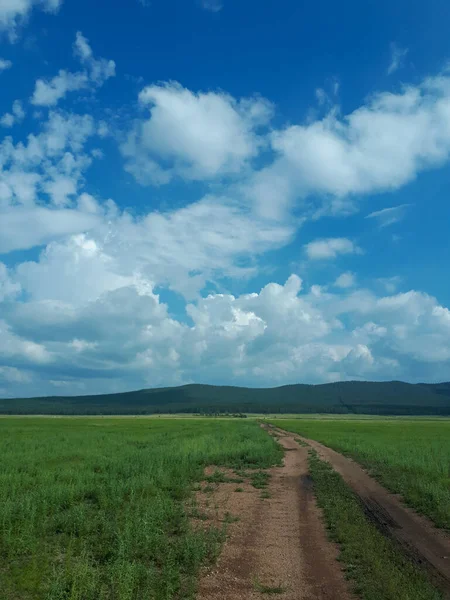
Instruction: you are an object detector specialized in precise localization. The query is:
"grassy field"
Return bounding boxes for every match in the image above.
[0,418,282,600]
[271,419,450,530]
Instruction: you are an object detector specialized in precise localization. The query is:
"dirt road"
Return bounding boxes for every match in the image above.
[197,431,354,600]
[284,430,450,595]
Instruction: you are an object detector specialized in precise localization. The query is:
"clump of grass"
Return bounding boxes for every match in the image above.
[260,490,271,499]
[250,471,270,489]
[223,512,240,524]
[253,577,286,594]
[203,484,215,493]
[187,506,209,521]
[234,487,244,492]
[308,451,442,600]
[294,437,309,447]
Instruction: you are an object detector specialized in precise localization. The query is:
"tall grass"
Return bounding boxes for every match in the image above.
[0,418,282,599]
[272,419,450,529]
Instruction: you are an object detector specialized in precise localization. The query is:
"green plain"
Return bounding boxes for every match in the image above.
[0,418,282,600]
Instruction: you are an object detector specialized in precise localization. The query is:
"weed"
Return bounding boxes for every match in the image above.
[250,471,270,489]
[253,577,286,594]
[223,512,240,524]
[234,487,244,492]
[260,490,271,499]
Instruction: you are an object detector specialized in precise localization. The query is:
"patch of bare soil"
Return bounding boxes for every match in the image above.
[280,430,450,596]
[196,433,354,600]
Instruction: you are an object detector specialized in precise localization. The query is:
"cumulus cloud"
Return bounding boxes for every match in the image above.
[251,71,450,221]
[388,43,408,75]
[3,56,450,397]
[0,100,25,128]
[31,71,88,107]
[305,238,361,260]
[122,82,273,184]
[366,204,410,227]
[0,109,105,252]
[0,0,62,42]
[2,270,450,396]
[31,32,115,107]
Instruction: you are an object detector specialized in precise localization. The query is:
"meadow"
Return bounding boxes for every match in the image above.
[0,418,282,600]
[271,419,450,530]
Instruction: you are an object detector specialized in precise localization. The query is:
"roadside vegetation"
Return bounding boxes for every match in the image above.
[0,418,282,600]
[272,419,450,530]
[308,451,442,600]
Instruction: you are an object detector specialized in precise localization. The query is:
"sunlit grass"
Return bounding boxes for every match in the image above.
[273,419,450,529]
[0,418,282,599]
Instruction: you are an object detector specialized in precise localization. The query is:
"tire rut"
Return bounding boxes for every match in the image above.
[277,429,450,597]
[197,432,354,600]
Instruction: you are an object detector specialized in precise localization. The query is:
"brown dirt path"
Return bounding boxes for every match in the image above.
[197,431,355,600]
[276,429,450,596]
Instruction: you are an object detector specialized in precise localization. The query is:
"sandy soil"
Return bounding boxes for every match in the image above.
[196,431,354,600]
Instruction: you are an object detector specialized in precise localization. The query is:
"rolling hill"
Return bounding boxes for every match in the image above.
[1,381,450,415]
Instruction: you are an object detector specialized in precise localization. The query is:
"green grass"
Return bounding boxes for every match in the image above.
[252,577,286,594]
[0,417,283,600]
[308,451,442,600]
[250,471,271,489]
[272,419,450,530]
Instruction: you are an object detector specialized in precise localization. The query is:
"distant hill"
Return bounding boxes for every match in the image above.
[1,381,450,415]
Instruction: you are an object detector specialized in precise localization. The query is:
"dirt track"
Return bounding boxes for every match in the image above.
[197,431,354,600]
[285,430,450,595]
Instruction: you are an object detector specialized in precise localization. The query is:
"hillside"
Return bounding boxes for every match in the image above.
[1,381,450,415]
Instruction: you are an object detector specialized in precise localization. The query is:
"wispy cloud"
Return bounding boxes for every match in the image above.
[388,43,408,75]
[0,58,12,72]
[366,204,410,228]
[201,0,223,12]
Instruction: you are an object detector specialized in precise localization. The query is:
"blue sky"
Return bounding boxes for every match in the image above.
[1,0,450,397]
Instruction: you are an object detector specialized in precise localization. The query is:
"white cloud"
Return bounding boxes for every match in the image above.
[0,113,14,128]
[0,262,21,301]
[73,32,115,85]
[334,272,356,288]
[0,58,12,71]
[366,204,410,227]
[3,59,450,396]
[30,32,115,107]
[0,100,25,127]
[388,43,408,75]
[201,0,223,11]
[0,109,105,252]
[0,207,101,253]
[31,71,88,107]
[73,30,92,62]
[0,0,62,42]
[305,238,361,260]
[2,271,450,396]
[260,72,450,219]
[123,82,273,184]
